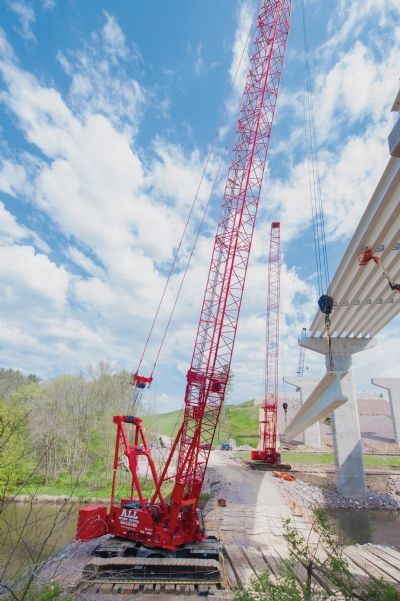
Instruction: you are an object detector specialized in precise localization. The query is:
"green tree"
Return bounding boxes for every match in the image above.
[234,509,400,601]
[0,400,32,493]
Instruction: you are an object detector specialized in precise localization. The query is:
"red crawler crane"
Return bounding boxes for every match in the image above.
[77,0,291,557]
[251,221,283,465]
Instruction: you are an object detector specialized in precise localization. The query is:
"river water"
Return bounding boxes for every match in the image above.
[0,502,79,581]
[1,502,400,583]
[327,508,400,545]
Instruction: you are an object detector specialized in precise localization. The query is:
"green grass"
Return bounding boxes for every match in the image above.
[144,399,260,448]
[364,455,400,468]
[236,451,400,469]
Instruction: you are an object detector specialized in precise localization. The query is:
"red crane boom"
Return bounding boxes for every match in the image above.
[251,221,281,464]
[77,0,291,551]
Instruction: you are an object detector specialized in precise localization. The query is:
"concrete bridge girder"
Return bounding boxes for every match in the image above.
[284,372,347,441]
[283,377,322,448]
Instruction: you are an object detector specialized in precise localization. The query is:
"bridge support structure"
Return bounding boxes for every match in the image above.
[294,337,377,497]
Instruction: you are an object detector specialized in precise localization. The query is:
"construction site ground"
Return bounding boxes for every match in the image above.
[37,450,400,600]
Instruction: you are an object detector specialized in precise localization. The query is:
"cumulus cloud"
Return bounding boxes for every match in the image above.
[0,244,69,305]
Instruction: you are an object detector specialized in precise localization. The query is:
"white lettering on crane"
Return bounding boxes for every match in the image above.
[119,508,139,528]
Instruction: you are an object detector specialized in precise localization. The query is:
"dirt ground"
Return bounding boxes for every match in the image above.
[291,470,394,494]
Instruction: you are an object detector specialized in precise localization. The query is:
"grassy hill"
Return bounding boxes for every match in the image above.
[143,399,260,447]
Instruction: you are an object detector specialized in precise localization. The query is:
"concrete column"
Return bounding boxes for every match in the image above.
[299,337,376,498]
[284,377,321,448]
[371,378,400,444]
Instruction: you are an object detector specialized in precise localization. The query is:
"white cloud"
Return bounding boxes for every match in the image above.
[0,199,50,251]
[0,244,69,305]
[229,1,253,94]
[8,1,36,43]
[66,246,105,277]
[57,12,144,133]
[0,159,27,196]
[0,200,26,242]
[194,43,204,76]
[325,0,400,55]
[102,11,128,60]
[41,0,55,10]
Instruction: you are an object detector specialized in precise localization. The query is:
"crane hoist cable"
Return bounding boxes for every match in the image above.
[134,6,260,384]
[301,0,334,371]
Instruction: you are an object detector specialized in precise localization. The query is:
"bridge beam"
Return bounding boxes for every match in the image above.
[284,372,347,441]
[283,377,322,448]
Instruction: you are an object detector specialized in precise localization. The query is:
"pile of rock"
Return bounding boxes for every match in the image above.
[279,475,400,511]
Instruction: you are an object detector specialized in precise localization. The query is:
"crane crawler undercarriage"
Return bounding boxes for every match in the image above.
[84,536,222,584]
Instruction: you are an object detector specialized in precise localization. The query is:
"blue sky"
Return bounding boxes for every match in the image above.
[0,0,399,412]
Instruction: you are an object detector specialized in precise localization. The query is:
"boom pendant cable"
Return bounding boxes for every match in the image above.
[301,0,334,371]
[135,5,261,382]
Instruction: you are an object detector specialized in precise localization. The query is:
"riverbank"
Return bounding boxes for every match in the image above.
[278,470,400,511]
[2,493,108,504]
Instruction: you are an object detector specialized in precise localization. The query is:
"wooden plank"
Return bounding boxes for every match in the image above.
[224,544,254,586]
[363,544,400,572]
[370,544,400,564]
[271,541,329,596]
[221,554,237,589]
[345,546,399,586]
[243,545,270,575]
[260,545,282,576]
[352,546,400,584]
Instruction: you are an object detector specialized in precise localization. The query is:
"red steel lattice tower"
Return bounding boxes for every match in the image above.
[252,221,281,463]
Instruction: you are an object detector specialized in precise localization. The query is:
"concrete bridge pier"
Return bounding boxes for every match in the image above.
[371,377,400,444]
[283,377,321,448]
[299,337,377,497]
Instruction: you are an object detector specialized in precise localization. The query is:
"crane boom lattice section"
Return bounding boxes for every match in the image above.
[259,221,281,462]
[174,1,291,508]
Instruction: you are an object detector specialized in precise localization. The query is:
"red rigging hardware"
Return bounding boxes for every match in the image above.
[359,246,400,293]
[76,0,292,555]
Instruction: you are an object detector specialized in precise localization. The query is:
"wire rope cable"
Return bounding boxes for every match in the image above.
[135,3,261,380]
[301,0,334,370]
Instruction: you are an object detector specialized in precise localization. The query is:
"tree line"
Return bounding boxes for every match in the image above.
[0,363,136,497]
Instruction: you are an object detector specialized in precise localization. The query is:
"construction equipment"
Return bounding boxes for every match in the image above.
[359,246,400,293]
[250,222,290,471]
[76,0,292,581]
[221,442,234,451]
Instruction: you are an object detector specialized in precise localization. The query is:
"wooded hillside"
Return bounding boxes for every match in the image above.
[0,365,261,499]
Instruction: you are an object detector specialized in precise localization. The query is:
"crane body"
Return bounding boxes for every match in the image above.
[77,0,292,562]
